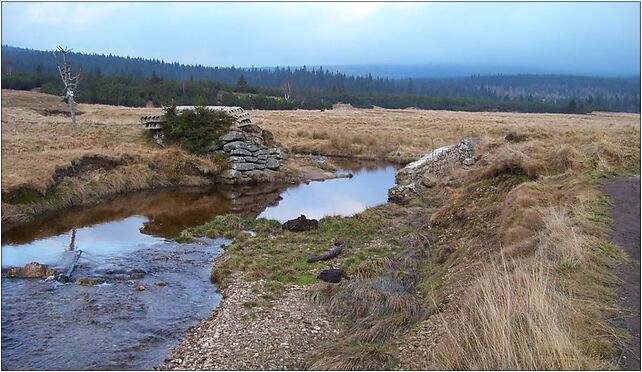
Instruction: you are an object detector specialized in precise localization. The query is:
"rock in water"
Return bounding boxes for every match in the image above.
[317,269,345,283]
[76,277,106,286]
[6,268,20,278]
[154,280,167,287]
[282,215,319,231]
[136,285,146,291]
[20,262,47,278]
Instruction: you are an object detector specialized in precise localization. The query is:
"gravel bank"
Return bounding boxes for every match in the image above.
[158,275,340,370]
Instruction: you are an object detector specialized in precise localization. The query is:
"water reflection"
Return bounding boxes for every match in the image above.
[260,163,396,222]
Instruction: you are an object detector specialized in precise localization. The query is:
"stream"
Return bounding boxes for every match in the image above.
[1,160,396,370]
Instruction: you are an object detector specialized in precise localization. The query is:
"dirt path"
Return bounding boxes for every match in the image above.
[604,176,641,370]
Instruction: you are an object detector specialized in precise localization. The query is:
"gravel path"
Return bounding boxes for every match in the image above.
[158,275,340,370]
[604,176,641,370]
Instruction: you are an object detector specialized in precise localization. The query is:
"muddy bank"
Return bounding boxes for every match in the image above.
[2,153,347,230]
[604,176,641,370]
[1,152,225,228]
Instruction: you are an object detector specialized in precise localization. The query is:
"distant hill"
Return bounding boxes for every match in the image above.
[2,45,640,112]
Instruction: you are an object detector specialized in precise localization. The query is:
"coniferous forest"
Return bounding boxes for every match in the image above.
[2,45,640,113]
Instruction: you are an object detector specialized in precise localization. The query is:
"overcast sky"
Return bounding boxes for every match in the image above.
[2,2,640,75]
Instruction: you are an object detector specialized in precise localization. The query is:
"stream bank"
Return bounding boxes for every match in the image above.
[1,160,396,370]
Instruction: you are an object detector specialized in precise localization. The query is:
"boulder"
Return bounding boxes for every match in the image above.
[388,138,479,204]
[231,162,255,171]
[223,141,251,152]
[219,131,246,143]
[243,156,258,163]
[254,163,266,170]
[76,277,106,286]
[317,268,345,283]
[282,215,319,231]
[20,262,47,278]
[246,170,269,182]
[219,169,243,179]
[7,268,20,278]
[266,158,280,170]
[421,173,437,188]
[462,157,476,166]
[230,148,253,156]
[269,148,284,159]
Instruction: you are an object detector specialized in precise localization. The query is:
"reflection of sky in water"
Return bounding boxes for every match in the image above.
[2,216,162,268]
[3,164,396,267]
[259,165,396,222]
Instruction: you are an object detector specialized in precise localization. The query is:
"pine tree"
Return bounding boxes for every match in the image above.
[237,74,247,87]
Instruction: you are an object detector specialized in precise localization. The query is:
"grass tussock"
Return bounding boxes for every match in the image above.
[418,140,634,369]
[432,261,592,370]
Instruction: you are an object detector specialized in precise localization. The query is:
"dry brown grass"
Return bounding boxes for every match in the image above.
[433,260,591,370]
[1,90,227,225]
[251,108,639,163]
[3,89,640,369]
[408,118,638,369]
[1,89,163,191]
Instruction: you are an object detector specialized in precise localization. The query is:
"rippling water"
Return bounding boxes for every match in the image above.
[1,160,396,370]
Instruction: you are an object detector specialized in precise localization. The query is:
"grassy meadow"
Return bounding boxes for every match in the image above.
[2,88,640,369]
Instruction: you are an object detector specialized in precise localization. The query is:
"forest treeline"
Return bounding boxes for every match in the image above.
[2,45,640,113]
[3,71,602,113]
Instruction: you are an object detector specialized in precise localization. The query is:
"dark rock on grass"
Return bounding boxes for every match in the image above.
[505,131,527,143]
[307,240,345,263]
[317,268,345,283]
[282,214,319,231]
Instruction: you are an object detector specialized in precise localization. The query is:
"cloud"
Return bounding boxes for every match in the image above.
[24,3,128,28]
[328,2,385,22]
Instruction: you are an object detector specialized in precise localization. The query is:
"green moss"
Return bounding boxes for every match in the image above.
[4,188,43,204]
[182,204,413,287]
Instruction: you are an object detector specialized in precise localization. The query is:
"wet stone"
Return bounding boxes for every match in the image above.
[76,277,106,286]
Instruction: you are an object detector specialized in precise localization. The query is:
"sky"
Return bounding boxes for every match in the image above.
[2,2,640,76]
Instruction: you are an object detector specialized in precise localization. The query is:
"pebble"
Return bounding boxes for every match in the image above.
[158,275,339,370]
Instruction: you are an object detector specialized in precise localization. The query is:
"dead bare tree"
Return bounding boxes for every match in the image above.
[54,46,81,129]
[282,79,293,100]
[68,228,77,251]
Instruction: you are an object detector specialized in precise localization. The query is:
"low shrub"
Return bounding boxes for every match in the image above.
[161,105,234,155]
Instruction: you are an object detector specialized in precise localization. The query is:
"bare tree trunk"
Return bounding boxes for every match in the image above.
[68,97,77,130]
[69,228,77,251]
